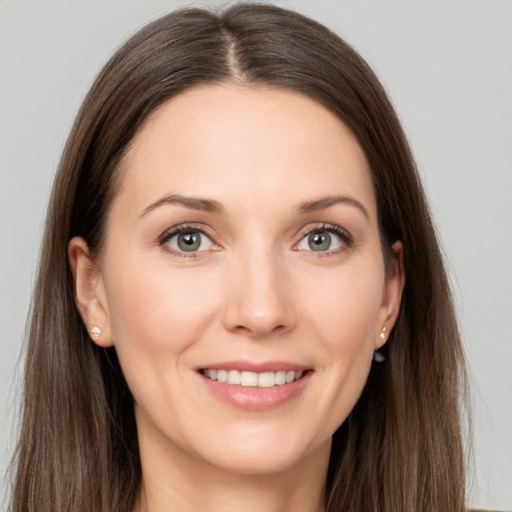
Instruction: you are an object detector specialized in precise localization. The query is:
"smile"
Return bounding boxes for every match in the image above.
[198,362,312,410]
[201,369,304,387]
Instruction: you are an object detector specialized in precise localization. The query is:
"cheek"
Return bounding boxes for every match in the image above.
[104,262,219,364]
[300,261,385,342]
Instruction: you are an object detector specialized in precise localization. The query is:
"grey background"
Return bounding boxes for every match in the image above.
[1,0,511,509]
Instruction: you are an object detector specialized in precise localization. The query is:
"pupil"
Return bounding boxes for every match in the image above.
[178,232,200,251]
[309,231,331,251]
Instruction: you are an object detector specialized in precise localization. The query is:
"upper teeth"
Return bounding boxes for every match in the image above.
[203,369,304,387]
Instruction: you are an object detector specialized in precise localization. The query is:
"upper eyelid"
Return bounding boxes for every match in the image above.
[296,222,352,239]
[159,223,215,243]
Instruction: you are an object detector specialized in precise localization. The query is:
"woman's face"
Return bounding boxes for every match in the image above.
[71,84,403,477]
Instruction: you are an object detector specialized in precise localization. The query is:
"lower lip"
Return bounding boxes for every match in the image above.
[200,372,312,411]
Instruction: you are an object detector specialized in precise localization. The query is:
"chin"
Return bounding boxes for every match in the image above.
[195,429,331,477]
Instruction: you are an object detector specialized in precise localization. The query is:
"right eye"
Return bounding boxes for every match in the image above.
[162,228,216,254]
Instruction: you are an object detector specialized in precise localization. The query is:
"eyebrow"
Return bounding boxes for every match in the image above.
[296,195,369,219]
[139,194,225,218]
[139,193,369,220]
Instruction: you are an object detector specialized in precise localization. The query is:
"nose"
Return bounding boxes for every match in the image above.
[221,250,296,338]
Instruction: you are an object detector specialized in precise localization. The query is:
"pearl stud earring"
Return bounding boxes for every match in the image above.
[379,326,387,341]
[91,326,101,338]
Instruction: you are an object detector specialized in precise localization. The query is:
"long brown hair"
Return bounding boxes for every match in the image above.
[11,4,468,511]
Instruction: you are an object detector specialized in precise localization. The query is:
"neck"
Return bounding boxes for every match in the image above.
[133,424,330,512]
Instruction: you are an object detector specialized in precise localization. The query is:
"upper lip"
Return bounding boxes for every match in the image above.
[197,360,311,373]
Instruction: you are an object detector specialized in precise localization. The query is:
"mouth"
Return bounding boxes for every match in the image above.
[197,363,312,410]
[200,368,306,388]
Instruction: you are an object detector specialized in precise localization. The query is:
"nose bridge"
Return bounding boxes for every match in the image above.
[222,242,294,337]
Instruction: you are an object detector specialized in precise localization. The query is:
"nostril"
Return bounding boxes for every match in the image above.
[232,322,289,338]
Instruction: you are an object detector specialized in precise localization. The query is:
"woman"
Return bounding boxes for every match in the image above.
[10,4,470,511]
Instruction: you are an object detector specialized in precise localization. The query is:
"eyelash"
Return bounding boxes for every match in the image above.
[158,222,354,258]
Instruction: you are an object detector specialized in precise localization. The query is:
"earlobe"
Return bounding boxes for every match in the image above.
[68,237,114,347]
[376,240,405,349]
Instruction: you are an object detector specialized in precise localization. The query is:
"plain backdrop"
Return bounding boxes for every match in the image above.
[1,1,511,509]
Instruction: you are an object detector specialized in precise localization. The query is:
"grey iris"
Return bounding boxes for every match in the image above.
[178,232,201,251]
[308,231,331,251]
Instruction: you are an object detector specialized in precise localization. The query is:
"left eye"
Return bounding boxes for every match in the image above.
[296,229,346,252]
[165,230,215,253]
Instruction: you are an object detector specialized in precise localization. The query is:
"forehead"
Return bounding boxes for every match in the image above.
[113,84,376,219]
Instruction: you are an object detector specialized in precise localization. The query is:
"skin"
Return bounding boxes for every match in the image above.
[69,84,404,512]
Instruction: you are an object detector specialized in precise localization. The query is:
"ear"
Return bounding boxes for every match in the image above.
[68,236,113,347]
[375,240,405,349]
